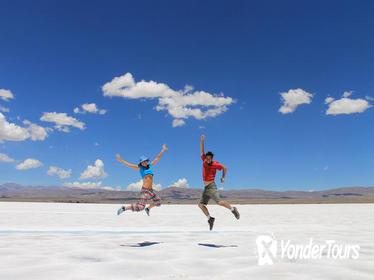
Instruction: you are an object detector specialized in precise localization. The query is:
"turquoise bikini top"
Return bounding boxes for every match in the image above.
[139,163,154,179]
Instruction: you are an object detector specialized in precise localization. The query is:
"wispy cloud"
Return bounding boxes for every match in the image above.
[16,158,43,170]
[0,89,14,101]
[0,153,15,163]
[74,103,106,115]
[47,166,72,179]
[40,112,85,132]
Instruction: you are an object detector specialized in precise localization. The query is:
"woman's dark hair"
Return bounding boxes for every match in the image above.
[205,151,214,158]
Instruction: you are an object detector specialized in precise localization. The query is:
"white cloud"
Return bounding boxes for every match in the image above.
[102,186,114,191]
[172,119,185,127]
[79,159,107,180]
[0,114,49,143]
[74,103,107,115]
[168,178,189,188]
[279,88,313,114]
[47,166,72,179]
[343,91,353,98]
[326,94,372,115]
[0,153,14,162]
[0,106,9,113]
[0,112,30,142]
[325,97,334,104]
[40,112,85,132]
[63,181,103,189]
[102,73,234,127]
[126,180,162,191]
[16,158,43,170]
[365,96,374,101]
[23,120,49,141]
[0,89,14,101]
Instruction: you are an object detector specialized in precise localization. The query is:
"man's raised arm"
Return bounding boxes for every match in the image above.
[200,135,205,156]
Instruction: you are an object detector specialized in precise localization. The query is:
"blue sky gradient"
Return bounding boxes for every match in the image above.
[0,0,373,191]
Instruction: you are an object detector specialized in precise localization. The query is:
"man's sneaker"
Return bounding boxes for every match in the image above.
[117,206,125,215]
[208,217,215,231]
[232,207,240,220]
[145,207,150,216]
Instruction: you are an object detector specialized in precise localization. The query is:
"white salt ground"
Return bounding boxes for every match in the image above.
[0,202,373,280]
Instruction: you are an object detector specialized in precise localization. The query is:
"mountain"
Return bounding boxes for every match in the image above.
[0,183,374,204]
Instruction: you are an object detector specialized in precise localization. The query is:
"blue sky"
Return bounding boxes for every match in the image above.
[0,0,373,191]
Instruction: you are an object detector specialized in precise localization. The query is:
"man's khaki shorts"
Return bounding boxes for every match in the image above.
[199,182,221,205]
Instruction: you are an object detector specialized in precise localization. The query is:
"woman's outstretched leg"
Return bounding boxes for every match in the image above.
[144,189,161,216]
[117,190,150,215]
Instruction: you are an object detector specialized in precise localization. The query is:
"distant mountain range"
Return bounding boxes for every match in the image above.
[1,183,374,204]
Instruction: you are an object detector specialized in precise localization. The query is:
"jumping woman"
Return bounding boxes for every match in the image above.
[116,144,167,216]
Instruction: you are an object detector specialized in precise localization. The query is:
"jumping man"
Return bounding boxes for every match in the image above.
[116,144,167,216]
[199,135,240,230]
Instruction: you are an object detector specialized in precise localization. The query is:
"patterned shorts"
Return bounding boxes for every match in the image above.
[131,187,162,211]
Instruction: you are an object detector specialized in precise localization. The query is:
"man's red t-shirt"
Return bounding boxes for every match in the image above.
[201,154,224,181]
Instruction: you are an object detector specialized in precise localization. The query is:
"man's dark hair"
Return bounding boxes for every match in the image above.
[205,151,214,158]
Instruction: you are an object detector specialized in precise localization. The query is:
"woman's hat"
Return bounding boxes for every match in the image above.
[138,155,150,166]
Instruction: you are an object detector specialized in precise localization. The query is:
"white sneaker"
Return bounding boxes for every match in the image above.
[117,206,125,215]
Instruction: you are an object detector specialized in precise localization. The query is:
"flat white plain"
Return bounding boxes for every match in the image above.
[0,202,373,280]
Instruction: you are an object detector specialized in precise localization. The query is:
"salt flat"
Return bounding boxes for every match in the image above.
[0,202,373,280]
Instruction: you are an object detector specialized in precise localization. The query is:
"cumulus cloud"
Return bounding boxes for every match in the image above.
[0,113,30,142]
[40,112,85,132]
[126,180,162,191]
[47,166,72,179]
[79,159,107,180]
[102,73,234,127]
[0,153,14,162]
[0,89,14,101]
[0,106,9,113]
[63,181,103,189]
[326,92,372,115]
[16,158,43,170]
[74,103,107,115]
[0,113,49,143]
[168,178,189,188]
[279,88,313,114]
